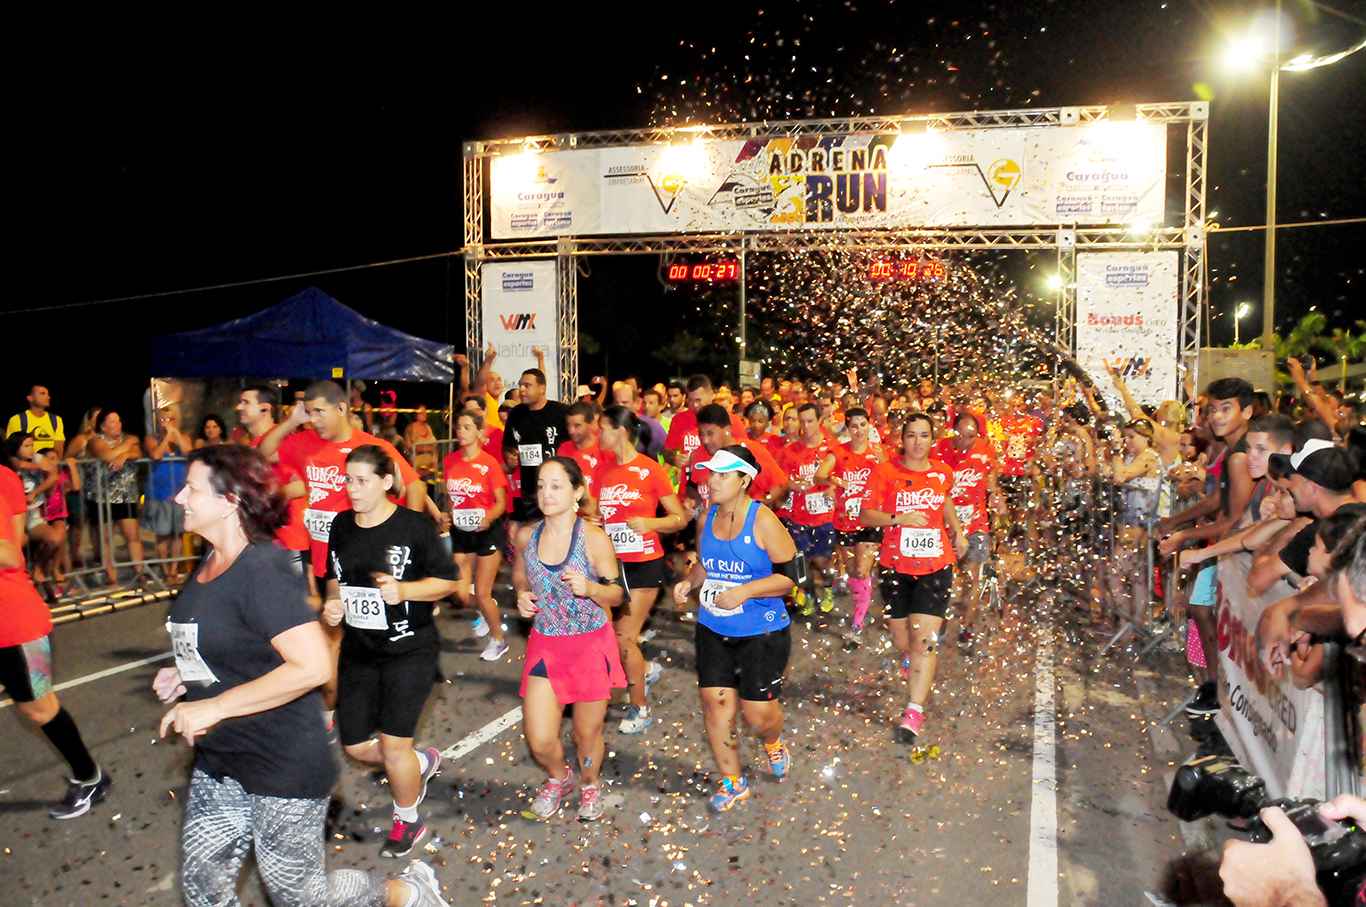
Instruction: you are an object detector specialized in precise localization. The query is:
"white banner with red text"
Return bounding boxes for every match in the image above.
[1075,251,1180,412]
[480,261,559,398]
[1213,553,1326,799]
[489,121,1167,238]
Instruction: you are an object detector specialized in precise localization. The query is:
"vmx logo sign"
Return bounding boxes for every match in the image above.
[499,313,537,331]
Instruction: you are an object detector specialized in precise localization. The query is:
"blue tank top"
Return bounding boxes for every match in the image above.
[697,501,790,638]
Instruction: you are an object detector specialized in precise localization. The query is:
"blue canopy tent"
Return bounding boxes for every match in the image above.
[148,287,454,382]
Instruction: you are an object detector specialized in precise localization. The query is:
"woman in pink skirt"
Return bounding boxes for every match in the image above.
[512,456,626,822]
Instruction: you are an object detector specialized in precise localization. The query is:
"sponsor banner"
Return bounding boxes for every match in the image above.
[490,121,1166,237]
[480,261,558,397]
[1213,554,1326,799]
[1075,251,1179,411]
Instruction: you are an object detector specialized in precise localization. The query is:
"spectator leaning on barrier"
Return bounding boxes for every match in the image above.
[88,408,145,585]
[6,384,65,456]
[144,405,192,582]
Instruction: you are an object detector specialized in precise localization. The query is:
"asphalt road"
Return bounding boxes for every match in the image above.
[2,582,1204,906]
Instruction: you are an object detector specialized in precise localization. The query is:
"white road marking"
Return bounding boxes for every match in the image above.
[440,706,523,761]
[0,652,174,710]
[1027,632,1059,907]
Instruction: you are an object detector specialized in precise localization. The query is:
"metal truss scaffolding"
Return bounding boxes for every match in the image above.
[463,102,1210,402]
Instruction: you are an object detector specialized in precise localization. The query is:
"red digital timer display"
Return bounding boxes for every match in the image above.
[666,260,740,282]
[868,259,948,282]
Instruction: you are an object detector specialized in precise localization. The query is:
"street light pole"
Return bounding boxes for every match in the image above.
[1260,0,1281,348]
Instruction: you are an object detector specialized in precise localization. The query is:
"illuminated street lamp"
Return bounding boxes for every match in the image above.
[1234,301,1252,345]
[1221,4,1365,348]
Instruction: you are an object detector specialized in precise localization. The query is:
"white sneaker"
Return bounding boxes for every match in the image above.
[644,661,663,688]
[397,860,451,907]
[471,614,490,638]
[619,705,655,735]
[480,638,510,662]
[639,628,658,644]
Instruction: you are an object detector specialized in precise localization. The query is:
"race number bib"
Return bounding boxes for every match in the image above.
[451,508,486,532]
[340,585,389,631]
[167,622,219,685]
[804,491,832,515]
[699,579,742,618]
[898,527,944,559]
[844,496,863,519]
[304,508,338,544]
[518,444,544,467]
[605,522,645,555]
[956,504,976,529]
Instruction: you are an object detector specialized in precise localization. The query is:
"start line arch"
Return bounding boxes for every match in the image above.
[461,101,1209,403]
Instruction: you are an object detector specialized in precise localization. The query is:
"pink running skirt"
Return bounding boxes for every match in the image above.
[520,623,626,704]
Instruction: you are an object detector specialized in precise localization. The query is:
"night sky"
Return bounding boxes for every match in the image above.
[11,1,1365,426]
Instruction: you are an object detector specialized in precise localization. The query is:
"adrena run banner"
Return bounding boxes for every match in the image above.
[480,261,559,397]
[1075,251,1179,411]
[1214,554,1326,799]
[489,121,1167,237]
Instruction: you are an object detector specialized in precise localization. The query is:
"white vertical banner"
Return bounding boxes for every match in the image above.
[480,261,559,399]
[1075,251,1180,410]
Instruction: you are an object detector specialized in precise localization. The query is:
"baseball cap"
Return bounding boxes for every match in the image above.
[1268,438,1357,492]
[692,448,758,479]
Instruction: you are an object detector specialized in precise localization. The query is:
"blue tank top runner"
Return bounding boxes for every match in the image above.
[697,501,790,638]
[523,518,608,637]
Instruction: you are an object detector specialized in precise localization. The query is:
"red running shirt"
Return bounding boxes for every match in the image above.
[593,452,676,563]
[556,440,604,496]
[277,428,420,576]
[830,443,882,533]
[933,437,996,534]
[665,409,749,471]
[780,438,837,527]
[865,458,957,576]
[249,432,310,552]
[442,449,510,531]
[0,495,52,647]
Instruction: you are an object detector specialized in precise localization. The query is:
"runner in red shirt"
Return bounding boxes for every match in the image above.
[862,413,968,747]
[0,494,110,819]
[443,409,511,662]
[779,403,838,616]
[664,374,748,474]
[743,400,788,464]
[989,393,1045,540]
[595,406,687,735]
[684,404,788,519]
[932,411,1002,647]
[236,385,312,587]
[557,401,604,499]
[815,407,883,636]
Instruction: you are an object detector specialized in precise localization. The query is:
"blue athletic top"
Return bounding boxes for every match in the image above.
[697,501,790,638]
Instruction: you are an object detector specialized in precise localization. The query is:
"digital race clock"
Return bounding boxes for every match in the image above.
[867,259,948,282]
[665,260,740,282]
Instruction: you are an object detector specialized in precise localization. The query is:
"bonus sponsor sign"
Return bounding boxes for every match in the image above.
[480,261,559,397]
[1075,251,1180,410]
[489,121,1167,237]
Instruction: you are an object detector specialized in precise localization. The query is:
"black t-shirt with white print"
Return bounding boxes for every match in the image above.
[503,400,570,502]
[325,506,455,658]
[168,543,337,799]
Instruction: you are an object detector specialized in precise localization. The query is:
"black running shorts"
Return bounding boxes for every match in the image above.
[336,646,438,745]
[881,567,953,620]
[621,558,671,592]
[695,623,790,702]
[451,518,506,557]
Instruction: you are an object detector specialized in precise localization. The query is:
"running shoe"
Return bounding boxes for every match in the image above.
[708,775,752,812]
[898,655,911,680]
[1185,681,1219,716]
[380,816,428,858]
[793,588,815,617]
[396,860,451,907]
[49,770,111,820]
[639,627,658,644]
[471,614,490,638]
[416,747,442,808]
[619,705,655,735]
[895,707,925,745]
[480,638,510,662]
[818,587,835,613]
[764,740,792,781]
[577,783,605,822]
[525,769,577,821]
[644,661,663,689]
